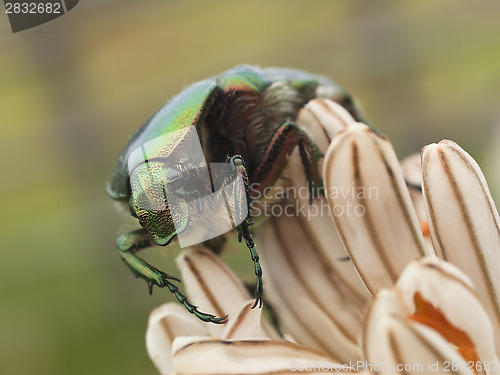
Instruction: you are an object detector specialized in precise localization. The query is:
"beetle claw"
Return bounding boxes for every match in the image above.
[169,276,181,283]
[190,305,228,324]
[210,314,229,324]
[251,297,263,309]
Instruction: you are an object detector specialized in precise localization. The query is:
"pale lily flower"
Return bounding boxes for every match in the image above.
[147,252,498,374]
[365,258,498,375]
[321,122,500,369]
[146,99,500,374]
[146,248,351,375]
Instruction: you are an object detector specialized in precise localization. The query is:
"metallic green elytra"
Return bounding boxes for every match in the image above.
[107,65,364,324]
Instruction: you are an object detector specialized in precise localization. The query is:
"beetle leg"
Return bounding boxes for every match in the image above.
[116,228,228,324]
[234,158,263,309]
[237,220,263,309]
[251,121,323,201]
[213,156,263,309]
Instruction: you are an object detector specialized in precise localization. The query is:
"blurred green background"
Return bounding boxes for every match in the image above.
[1,1,499,374]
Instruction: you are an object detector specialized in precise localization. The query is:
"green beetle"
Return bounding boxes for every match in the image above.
[107,65,363,323]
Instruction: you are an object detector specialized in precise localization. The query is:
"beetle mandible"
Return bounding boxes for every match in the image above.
[107,65,364,323]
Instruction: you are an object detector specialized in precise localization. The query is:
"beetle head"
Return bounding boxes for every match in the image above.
[129,161,189,246]
[126,125,219,246]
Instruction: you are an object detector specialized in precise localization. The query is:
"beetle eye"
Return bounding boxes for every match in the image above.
[165,168,182,182]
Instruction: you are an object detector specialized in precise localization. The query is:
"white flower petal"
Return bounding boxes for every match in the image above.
[288,99,372,301]
[296,98,356,155]
[172,337,345,374]
[323,124,430,293]
[222,300,267,340]
[287,96,371,304]
[422,140,500,352]
[146,303,208,375]
[258,214,363,362]
[364,289,475,375]
[176,247,279,339]
[396,258,498,366]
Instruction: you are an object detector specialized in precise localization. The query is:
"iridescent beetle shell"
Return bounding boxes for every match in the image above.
[107,65,363,323]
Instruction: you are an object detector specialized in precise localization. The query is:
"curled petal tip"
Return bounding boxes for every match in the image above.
[223,300,268,340]
[146,303,207,375]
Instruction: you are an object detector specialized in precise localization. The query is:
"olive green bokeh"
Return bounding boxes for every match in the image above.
[1,1,499,374]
